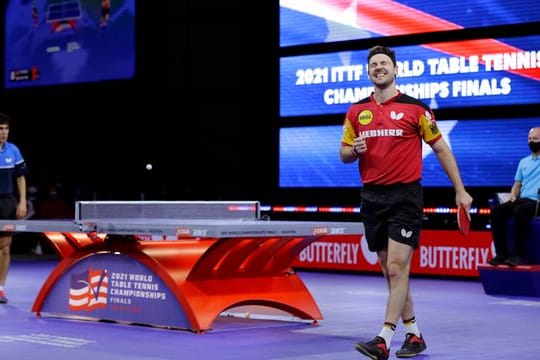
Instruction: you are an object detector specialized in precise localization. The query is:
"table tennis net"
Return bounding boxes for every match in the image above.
[75,201,260,222]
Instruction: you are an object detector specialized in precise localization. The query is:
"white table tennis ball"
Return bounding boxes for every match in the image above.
[145,163,153,171]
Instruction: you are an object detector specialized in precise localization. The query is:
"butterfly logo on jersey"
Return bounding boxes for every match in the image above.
[390,111,404,120]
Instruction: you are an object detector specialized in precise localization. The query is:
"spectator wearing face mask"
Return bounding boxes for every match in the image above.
[488,127,540,267]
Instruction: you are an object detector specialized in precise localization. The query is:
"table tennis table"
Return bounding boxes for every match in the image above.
[1,201,364,333]
[46,0,82,32]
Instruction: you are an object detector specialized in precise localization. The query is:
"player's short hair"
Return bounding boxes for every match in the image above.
[367,45,397,66]
[0,112,10,125]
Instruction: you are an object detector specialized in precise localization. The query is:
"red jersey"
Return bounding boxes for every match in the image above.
[341,91,442,185]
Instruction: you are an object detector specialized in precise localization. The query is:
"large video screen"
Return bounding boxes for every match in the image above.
[280,35,540,117]
[280,0,540,47]
[279,118,539,188]
[4,0,135,89]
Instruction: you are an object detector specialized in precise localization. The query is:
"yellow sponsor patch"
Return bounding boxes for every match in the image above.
[358,110,373,125]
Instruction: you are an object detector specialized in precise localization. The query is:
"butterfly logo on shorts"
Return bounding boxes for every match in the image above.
[400,228,412,238]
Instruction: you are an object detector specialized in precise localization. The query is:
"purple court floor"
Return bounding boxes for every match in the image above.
[2,257,540,360]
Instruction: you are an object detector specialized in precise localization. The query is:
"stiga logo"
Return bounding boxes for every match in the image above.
[176,228,191,236]
[358,110,373,125]
[312,227,329,235]
[2,224,14,231]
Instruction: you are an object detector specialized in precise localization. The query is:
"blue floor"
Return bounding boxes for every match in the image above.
[2,257,540,359]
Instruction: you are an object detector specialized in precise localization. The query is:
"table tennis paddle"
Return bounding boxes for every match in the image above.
[457,205,470,236]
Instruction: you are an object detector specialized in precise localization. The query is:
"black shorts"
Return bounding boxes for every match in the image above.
[360,182,423,252]
[0,195,16,236]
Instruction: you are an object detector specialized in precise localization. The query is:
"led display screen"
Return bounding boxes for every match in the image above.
[279,118,539,188]
[280,35,540,117]
[280,0,540,47]
[4,0,135,89]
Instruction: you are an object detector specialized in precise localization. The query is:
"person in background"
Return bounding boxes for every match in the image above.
[488,127,540,267]
[24,185,37,220]
[32,0,39,28]
[0,112,28,304]
[340,45,473,360]
[35,183,73,220]
[100,0,110,28]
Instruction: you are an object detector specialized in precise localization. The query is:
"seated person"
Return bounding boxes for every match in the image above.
[35,184,73,220]
[488,127,540,266]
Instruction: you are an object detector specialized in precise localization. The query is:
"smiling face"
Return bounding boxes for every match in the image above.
[368,53,398,89]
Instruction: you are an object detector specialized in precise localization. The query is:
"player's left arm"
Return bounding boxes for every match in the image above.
[418,110,472,209]
[15,174,27,219]
[430,138,472,209]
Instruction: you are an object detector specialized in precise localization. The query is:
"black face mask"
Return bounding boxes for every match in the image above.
[529,141,540,153]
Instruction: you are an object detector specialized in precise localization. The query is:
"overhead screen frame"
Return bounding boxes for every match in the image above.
[280,0,540,48]
[278,1,540,191]
[279,117,540,188]
[280,34,540,117]
[3,0,136,90]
